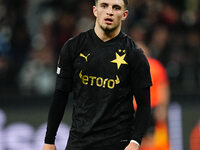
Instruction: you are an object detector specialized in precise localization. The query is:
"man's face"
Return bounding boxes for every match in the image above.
[93,0,128,32]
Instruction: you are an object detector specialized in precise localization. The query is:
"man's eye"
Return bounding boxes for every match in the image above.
[101,4,107,8]
[113,6,121,10]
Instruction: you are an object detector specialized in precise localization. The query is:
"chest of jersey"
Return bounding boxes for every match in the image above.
[73,44,130,90]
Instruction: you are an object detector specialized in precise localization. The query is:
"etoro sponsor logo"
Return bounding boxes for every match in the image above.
[79,71,120,89]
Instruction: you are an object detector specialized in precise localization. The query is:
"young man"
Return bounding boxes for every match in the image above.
[42,0,152,150]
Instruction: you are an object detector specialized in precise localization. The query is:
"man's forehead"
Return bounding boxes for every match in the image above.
[97,0,125,6]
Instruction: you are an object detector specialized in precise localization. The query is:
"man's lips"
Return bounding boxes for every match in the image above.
[104,18,113,24]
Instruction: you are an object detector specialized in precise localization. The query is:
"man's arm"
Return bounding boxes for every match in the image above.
[44,89,69,144]
[43,39,74,149]
[132,87,151,144]
[125,87,151,150]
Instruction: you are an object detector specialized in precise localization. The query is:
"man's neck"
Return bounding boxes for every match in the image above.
[94,24,121,42]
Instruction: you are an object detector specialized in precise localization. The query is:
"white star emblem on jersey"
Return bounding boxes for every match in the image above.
[111,52,128,69]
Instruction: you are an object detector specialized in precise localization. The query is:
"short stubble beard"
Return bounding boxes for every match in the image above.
[99,23,120,34]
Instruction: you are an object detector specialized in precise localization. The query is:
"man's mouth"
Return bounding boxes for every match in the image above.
[104,18,113,24]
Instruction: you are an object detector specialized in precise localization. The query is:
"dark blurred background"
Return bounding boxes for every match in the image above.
[0,0,199,150]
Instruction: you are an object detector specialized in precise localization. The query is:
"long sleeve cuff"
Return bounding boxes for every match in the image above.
[44,136,55,144]
[130,140,140,146]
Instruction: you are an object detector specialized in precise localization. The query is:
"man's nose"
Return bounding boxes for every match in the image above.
[106,7,113,16]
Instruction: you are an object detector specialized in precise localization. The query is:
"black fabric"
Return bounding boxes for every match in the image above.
[44,29,152,149]
[56,77,73,92]
[66,139,130,150]
[130,48,152,89]
[45,89,69,144]
[132,87,151,144]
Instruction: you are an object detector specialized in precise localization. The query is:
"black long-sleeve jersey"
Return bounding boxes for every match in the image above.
[45,29,152,150]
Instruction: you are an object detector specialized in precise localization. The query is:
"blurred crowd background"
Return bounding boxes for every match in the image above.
[0,0,200,150]
[0,0,200,96]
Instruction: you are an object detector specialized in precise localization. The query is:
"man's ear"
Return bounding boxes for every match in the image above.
[122,10,128,21]
[93,6,97,17]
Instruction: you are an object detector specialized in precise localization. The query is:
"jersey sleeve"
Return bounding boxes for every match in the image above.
[130,48,152,90]
[44,39,75,144]
[44,90,69,144]
[131,87,151,144]
[129,47,152,144]
[56,40,74,92]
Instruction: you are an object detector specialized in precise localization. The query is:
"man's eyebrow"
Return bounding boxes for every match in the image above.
[100,2,108,6]
[99,2,123,9]
[113,4,122,9]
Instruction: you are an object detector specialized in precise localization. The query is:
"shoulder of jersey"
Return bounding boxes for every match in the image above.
[63,30,90,58]
[121,33,139,52]
[67,30,90,44]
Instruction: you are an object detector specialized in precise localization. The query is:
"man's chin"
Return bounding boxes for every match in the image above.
[101,25,116,32]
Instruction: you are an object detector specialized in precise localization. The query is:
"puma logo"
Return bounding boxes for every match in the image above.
[80,53,90,62]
